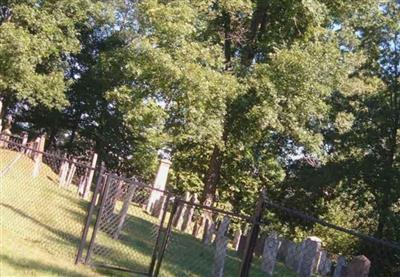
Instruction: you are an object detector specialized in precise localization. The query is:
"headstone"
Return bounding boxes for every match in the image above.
[285,241,300,271]
[172,192,191,228]
[215,216,230,240]
[83,153,98,199]
[114,184,137,239]
[298,236,322,277]
[146,159,172,213]
[192,218,202,238]
[333,256,346,277]
[32,135,45,177]
[181,193,198,233]
[277,238,290,261]
[232,229,242,251]
[21,132,28,151]
[59,159,69,186]
[78,168,89,195]
[0,100,2,132]
[211,216,230,277]
[255,235,266,257]
[66,159,76,187]
[203,219,215,245]
[261,232,281,276]
[345,255,370,277]
[212,237,228,277]
[151,195,167,218]
[317,250,332,276]
[238,235,248,256]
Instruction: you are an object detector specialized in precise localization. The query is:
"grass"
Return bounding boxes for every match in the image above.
[0,148,295,276]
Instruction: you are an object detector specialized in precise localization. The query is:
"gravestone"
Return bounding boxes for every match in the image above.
[203,219,215,245]
[146,159,172,213]
[59,159,69,186]
[232,229,242,251]
[211,216,230,277]
[277,239,290,261]
[317,250,332,276]
[172,192,191,228]
[298,236,322,277]
[212,236,228,277]
[66,159,76,187]
[151,195,166,218]
[345,255,370,277]
[285,241,300,271]
[261,232,281,276]
[215,216,230,240]
[114,184,137,239]
[32,134,45,177]
[238,235,248,256]
[181,193,198,233]
[192,217,202,238]
[333,256,347,277]
[83,153,98,199]
[255,235,266,257]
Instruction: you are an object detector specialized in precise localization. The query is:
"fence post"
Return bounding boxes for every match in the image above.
[149,193,172,276]
[83,153,98,199]
[84,173,113,264]
[239,188,266,277]
[75,163,106,264]
[153,196,180,277]
[32,134,46,177]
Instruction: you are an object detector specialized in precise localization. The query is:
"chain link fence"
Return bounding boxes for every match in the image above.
[0,134,97,262]
[1,134,399,277]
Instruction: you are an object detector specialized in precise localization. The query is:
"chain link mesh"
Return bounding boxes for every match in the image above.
[0,136,95,262]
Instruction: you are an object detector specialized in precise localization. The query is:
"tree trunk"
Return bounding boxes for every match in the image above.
[201,10,232,205]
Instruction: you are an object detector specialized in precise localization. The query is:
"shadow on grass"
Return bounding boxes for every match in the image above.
[0,254,88,277]
[0,203,82,250]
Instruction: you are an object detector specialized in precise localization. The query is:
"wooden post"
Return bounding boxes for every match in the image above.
[32,134,45,177]
[83,153,98,199]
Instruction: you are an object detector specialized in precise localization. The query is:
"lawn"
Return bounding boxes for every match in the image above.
[0,148,295,276]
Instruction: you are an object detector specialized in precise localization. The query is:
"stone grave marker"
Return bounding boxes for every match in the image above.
[345,255,370,277]
[232,229,242,251]
[333,256,346,277]
[261,232,281,276]
[181,193,198,233]
[298,236,322,277]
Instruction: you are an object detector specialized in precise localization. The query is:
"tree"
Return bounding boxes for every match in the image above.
[0,0,104,117]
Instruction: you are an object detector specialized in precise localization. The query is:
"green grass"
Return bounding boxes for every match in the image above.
[0,148,295,276]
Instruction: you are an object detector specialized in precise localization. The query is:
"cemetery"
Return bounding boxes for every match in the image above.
[0,121,389,276]
[0,1,399,276]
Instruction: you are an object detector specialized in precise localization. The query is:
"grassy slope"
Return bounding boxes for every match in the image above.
[0,149,295,276]
[0,149,99,276]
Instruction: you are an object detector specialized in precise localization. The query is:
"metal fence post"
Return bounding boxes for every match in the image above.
[75,163,106,264]
[148,193,172,276]
[239,188,266,277]
[153,196,180,277]
[84,173,113,264]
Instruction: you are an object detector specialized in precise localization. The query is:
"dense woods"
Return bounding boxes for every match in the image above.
[0,0,399,269]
